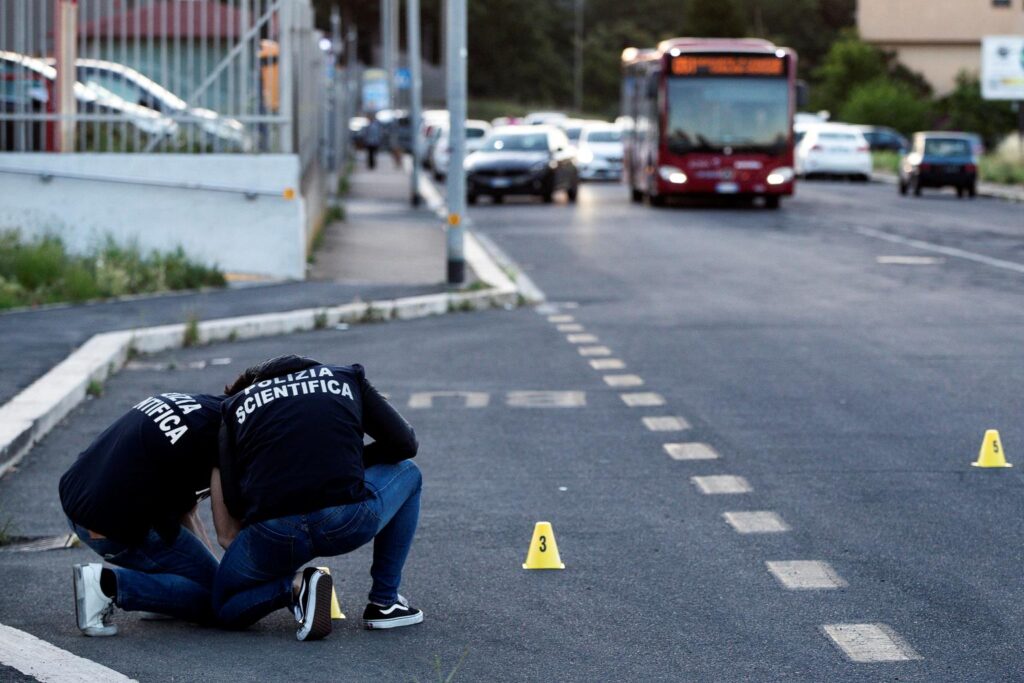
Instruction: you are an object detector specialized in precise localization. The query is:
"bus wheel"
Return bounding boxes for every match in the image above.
[764,196,780,209]
[631,187,644,203]
[567,185,578,203]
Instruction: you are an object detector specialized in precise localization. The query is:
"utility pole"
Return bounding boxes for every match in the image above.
[407,0,423,205]
[444,0,467,284]
[390,0,400,110]
[329,7,342,173]
[381,0,393,111]
[573,0,584,114]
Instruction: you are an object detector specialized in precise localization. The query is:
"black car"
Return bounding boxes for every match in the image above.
[899,132,978,198]
[855,125,908,153]
[465,126,579,204]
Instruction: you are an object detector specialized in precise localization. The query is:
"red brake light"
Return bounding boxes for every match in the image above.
[856,145,869,152]
[918,163,931,171]
[965,163,977,173]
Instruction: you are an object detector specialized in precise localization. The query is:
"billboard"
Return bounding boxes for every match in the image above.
[981,36,1024,100]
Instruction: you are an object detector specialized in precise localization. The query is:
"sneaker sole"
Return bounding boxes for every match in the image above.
[364,611,424,630]
[296,572,333,642]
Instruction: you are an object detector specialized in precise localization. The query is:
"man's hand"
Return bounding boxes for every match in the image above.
[210,468,242,550]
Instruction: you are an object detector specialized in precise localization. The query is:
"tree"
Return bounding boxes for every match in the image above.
[685,0,746,38]
[810,34,886,114]
[938,71,1018,149]
[839,79,930,135]
[582,20,657,116]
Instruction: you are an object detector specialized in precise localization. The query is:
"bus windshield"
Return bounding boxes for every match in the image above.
[667,77,789,154]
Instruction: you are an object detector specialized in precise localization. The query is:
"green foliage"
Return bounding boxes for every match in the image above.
[86,379,104,398]
[0,231,224,310]
[183,313,201,347]
[840,79,930,136]
[313,309,329,330]
[0,516,15,546]
[979,156,1024,185]
[937,71,1019,150]
[872,151,901,174]
[811,34,887,113]
[685,0,747,38]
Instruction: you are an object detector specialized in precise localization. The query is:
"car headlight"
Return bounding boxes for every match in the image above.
[531,161,549,173]
[766,167,794,185]
[658,165,687,184]
[577,149,594,164]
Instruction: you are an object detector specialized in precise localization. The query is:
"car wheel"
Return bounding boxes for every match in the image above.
[541,191,554,203]
[968,183,977,198]
[764,195,780,209]
[899,180,907,196]
[913,178,922,197]
[467,194,478,205]
[567,185,578,203]
[956,187,964,198]
[492,194,504,204]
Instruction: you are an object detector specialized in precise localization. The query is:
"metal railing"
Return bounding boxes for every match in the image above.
[0,0,332,162]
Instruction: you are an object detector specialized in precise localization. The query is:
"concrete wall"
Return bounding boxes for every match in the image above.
[0,153,308,280]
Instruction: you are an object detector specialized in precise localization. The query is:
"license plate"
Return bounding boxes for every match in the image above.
[491,178,511,188]
[716,182,739,194]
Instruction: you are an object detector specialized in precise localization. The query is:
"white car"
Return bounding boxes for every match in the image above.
[431,119,492,179]
[417,108,448,162]
[576,124,623,181]
[795,124,872,180]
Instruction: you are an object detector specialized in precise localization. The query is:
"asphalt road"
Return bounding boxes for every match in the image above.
[2,178,1024,681]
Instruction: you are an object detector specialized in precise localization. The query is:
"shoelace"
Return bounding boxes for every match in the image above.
[100,602,116,626]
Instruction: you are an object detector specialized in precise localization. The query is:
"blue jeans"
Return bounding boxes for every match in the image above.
[212,460,422,629]
[69,520,219,624]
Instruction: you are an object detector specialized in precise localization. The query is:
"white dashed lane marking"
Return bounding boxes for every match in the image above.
[557,323,585,332]
[822,624,922,663]
[578,346,612,357]
[547,314,574,323]
[767,561,848,589]
[408,391,490,409]
[663,442,719,460]
[642,416,690,431]
[620,392,665,407]
[603,374,644,388]
[723,511,790,533]
[507,391,587,408]
[692,475,751,494]
[0,622,137,682]
[589,359,625,370]
[566,333,599,344]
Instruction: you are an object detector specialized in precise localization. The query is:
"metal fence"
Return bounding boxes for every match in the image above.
[0,0,335,163]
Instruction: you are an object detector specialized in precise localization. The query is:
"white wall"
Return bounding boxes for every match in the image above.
[0,154,309,280]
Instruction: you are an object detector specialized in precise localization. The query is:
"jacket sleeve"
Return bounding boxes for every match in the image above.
[359,366,418,467]
[217,418,246,521]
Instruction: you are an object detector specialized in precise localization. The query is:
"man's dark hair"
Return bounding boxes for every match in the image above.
[224,355,322,395]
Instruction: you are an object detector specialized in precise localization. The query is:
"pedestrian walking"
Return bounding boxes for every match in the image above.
[58,392,224,636]
[364,115,384,169]
[211,355,423,641]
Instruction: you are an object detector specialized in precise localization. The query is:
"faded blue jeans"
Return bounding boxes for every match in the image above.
[212,460,422,629]
[69,520,219,624]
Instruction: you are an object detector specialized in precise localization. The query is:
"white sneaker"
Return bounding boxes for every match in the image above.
[72,564,117,637]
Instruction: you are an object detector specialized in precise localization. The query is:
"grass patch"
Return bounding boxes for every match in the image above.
[0,516,15,546]
[872,151,900,175]
[313,309,329,330]
[183,313,200,347]
[0,231,225,311]
[873,150,1024,186]
[86,379,103,398]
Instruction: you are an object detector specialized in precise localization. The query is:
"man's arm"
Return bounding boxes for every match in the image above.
[360,369,418,467]
[180,504,217,555]
[210,468,242,549]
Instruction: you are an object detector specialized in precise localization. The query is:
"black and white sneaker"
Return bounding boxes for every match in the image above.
[362,594,423,630]
[72,563,117,637]
[293,567,333,642]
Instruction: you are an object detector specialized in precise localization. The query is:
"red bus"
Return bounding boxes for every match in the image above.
[621,38,798,208]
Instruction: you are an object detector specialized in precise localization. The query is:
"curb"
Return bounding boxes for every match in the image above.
[872,171,1024,203]
[0,185,544,480]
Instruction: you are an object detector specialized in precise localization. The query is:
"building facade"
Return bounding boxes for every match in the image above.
[858,0,1024,95]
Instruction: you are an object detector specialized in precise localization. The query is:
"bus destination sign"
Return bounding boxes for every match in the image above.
[671,55,785,77]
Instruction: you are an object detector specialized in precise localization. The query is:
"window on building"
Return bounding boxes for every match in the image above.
[991,0,1010,7]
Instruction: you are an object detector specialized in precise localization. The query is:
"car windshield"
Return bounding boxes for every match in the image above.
[482,133,548,152]
[565,127,582,141]
[924,138,971,157]
[467,127,487,139]
[667,77,789,153]
[587,130,621,143]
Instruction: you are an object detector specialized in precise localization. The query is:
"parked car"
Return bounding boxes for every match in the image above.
[576,123,623,181]
[417,108,448,162]
[1,50,176,150]
[898,131,977,198]
[795,123,872,180]
[349,115,370,148]
[559,118,606,146]
[430,119,492,179]
[49,57,250,150]
[854,125,908,153]
[465,125,579,204]
[524,111,567,126]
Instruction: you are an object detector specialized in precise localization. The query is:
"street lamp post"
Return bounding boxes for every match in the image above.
[445,0,466,284]
[408,0,422,205]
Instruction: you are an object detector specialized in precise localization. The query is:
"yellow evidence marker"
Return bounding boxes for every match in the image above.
[973,429,1012,468]
[316,566,346,619]
[522,521,566,569]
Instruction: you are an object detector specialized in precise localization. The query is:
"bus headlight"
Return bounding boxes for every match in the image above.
[658,165,687,184]
[766,167,794,185]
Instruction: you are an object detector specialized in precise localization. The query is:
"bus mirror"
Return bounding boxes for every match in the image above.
[796,80,809,109]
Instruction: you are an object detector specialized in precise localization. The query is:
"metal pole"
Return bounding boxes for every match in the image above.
[329,7,342,173]
[55,0,77,153]
[279,0,294,153]
[408,0,422,205]
[390,0,400,111]
[380,0,392,112]
[573,0,583,114]
[444,0,466,284]
[346,23,358,160]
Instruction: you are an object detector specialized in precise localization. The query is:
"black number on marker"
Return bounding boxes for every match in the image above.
[539,535,547,552]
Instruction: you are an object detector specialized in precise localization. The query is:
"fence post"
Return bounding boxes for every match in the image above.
[278,0,295,153]
[54,0,78,152]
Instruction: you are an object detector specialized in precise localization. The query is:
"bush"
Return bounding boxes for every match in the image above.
[0,230,225,310]
[937,71,1019,150]
[840,79,931,136]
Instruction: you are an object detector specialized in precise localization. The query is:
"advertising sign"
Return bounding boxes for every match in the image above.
[981,36,1024,100]
[362,68,389,112]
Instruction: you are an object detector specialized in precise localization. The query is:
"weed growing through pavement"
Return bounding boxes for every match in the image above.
[0,515,16,546]
[360,304,389,323]
[313,310,329,330]
[412,649,469,683]
[86,379,103,398]
[183,314,200,347]
[228,328,238,342]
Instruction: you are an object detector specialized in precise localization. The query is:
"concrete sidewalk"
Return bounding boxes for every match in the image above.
[0,155,452,409]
